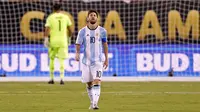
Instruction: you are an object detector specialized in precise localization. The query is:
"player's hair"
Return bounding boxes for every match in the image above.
[53,4,62,11]
[87,10,98,18]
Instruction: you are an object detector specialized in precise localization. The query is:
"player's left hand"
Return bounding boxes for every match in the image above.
[103,59,108,69]
[68,37,71,45]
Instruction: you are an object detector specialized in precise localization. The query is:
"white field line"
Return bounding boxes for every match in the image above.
[1,77,200,82]
[0,91,61,94]
[82,91,200,95]
[1,91,200,95]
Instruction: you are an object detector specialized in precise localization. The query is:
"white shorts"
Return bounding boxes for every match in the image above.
[81,62,103,83]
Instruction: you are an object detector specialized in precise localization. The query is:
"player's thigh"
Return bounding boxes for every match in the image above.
[81,63,93,83]
[48,47,59,59]
[57,47,68,59]
[90,62,103,81]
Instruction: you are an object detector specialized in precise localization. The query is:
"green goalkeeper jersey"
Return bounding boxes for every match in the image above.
[45,12,72,47]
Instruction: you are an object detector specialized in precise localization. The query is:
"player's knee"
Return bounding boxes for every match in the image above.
[50,65,54,70]
[50,57,54,61]
[87,82,93,87]
[50,68,54,71]
[93,79,101,85]
[60,65,64,70]
[59,64,64,70]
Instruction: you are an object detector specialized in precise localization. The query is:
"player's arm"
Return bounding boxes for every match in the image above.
[75,30,83,61]
[66,16,73,44]
[44,27,50,37]
[75,44,81,61]
[102,29,108,69]
[103,42,108,61]
[67,25,73,38]
[103,42,108,69]
[44,16,51,48]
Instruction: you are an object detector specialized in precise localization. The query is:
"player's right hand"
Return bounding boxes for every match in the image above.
[103,59,109,69]
[44,37,49,48]
[75,53,80,61]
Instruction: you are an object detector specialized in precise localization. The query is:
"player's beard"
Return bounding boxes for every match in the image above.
[90,20,97,24]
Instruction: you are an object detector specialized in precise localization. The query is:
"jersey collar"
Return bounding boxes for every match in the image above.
[87,25,99,30]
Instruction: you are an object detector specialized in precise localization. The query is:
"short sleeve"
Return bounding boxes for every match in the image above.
[76,29,84,45]
[101,29,107,43]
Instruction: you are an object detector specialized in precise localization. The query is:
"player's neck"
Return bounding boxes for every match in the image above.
[54,10,60,13]
[87,24,98,30]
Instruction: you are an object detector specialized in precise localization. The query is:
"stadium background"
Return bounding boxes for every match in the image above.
[1,0,200,78]
[1,1,200,112]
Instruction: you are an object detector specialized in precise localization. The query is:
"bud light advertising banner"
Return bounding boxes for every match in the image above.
[0,44,200,77]
[0,45,118,77]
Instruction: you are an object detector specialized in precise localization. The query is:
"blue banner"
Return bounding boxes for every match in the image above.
[0,45,118,77]
[0,44,200,77]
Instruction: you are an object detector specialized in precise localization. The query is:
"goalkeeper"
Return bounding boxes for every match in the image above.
[44,4,72,85]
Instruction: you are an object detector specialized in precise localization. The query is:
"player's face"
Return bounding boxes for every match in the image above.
[88,12,98,24]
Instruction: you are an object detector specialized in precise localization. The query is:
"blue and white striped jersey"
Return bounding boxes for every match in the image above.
[76,26,107,65]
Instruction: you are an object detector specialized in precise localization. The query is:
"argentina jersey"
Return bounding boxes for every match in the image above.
[76,26,107,65]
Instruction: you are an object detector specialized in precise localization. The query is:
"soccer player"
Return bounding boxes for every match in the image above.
[75,10,108,110]
[44,4,73,85]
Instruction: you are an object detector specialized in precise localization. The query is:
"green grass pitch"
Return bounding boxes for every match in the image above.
[0,82,200,112]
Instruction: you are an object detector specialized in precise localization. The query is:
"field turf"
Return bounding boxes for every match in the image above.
[0,82,200,112]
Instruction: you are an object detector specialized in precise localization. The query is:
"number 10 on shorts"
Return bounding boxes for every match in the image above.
[96,71,102,78]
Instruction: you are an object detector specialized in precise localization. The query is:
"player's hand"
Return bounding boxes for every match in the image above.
[103,59,108,69]
[68,37,71,45]
[75,53,80,61]
[44,37,49,48]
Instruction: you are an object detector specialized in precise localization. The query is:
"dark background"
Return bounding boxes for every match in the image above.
[0,0,200,44]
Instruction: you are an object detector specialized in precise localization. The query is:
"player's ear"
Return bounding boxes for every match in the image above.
[86,17,89,22]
